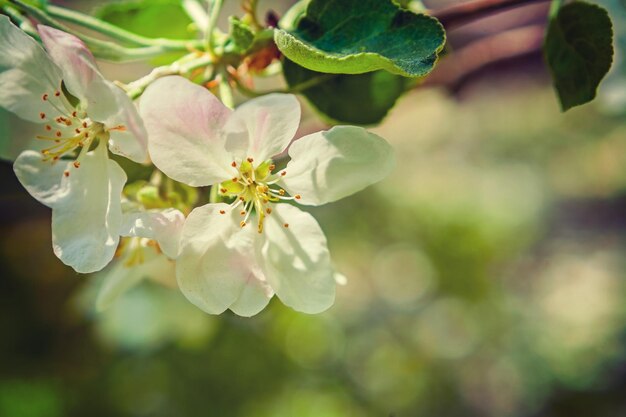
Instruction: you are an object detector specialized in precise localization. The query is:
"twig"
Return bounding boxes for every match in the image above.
[423,24,546,89]
[432,0,550,28]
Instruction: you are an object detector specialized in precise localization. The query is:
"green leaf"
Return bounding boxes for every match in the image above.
[283,59,408,125]
[95,0,195,64]
[544,1,614,111]
[275,0,445,77]
[95,0,194,40]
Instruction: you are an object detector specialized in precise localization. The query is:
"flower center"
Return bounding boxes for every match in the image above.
[218,157,301,233]
[34,88,125,176]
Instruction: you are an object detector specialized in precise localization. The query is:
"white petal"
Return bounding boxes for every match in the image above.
[224,94,301,162]
[13,150,70,207]
[38,25,101,103]
[258,204,336,314]
[229,262,274,317]
[120,209,185,259]
[96,250,175,311]
[51,142,126,273]
[140,76,233,186]
[85,80,149,163]
[95,257,144,311]
[0,16,63,123]
[282,126,395,206]
[176,204,265,314]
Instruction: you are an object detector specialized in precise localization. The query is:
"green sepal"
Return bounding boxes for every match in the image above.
[227,16,255,54]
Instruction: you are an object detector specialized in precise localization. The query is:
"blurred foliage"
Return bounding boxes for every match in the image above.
[3,80,626,416]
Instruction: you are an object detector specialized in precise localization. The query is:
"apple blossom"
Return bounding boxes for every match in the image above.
[140,76,395,316]
[0,17,148,273]
[96,208,185,310]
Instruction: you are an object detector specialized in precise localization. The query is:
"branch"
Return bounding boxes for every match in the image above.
[423,24,545,89]
[432,0,550,28]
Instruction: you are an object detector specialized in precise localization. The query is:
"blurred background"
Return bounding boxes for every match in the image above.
[1,0,626,416]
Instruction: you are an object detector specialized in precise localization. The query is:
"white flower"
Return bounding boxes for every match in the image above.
[96,208,185,310]
[140,76,395,316]
[0,17,148,273]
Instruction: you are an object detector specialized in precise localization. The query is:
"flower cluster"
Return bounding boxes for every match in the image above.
[0,17,395,316]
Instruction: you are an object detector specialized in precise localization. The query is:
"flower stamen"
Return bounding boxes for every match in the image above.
[217,158,302,233]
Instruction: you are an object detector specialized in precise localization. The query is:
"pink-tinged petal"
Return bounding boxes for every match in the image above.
[141,76,234,186]
[120,209,185,259]
[224,94,301,162]
[176,203,270,315]
[0,16,63,123]
[257,203,336,314]
[282,126,395,206]
[37,25,102,103]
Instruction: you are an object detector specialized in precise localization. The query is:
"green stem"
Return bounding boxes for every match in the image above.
[218,69,235,108]
[205,0,225,53]
[208,185,219,204]
[10,0,201,61]
[125,54,214,99]
[46,5,202,49]
[182,0,209,33]
[1,5,38,37]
